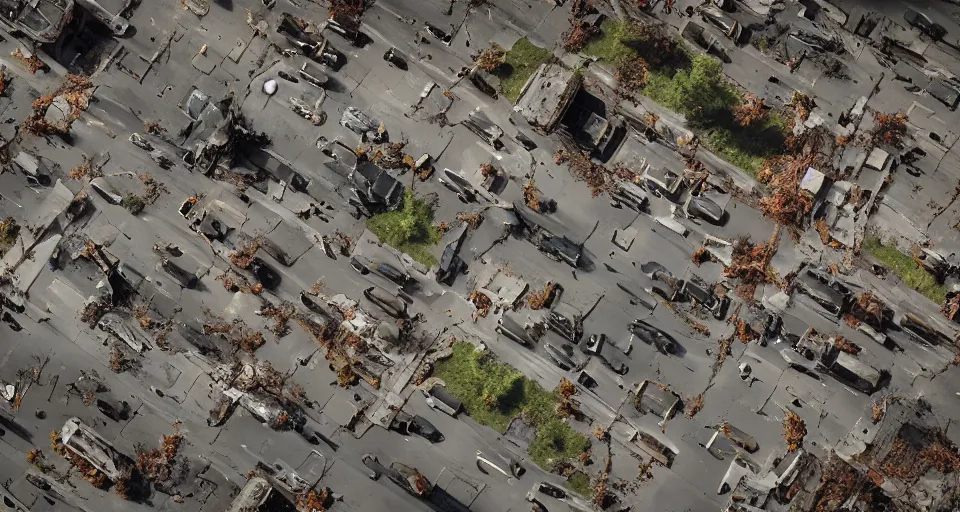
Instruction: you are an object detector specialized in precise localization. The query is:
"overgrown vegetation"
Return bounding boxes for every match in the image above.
[496,38,553,103]
[122,195,146,215]
[433,343,590,469]
[566,471,592,497]
[366,191,442,267]
[863,236,948,304]
[584,21,786,175]
[0,217,20,257]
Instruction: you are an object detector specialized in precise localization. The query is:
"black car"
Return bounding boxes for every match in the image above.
[599,355,628,375]
[628,320,678,355]
[685,195,725,225]
[363,286,407,319]
[351,255,372,275]
[439,168,476,203]
[383,47,408,69]
[249,257,281,289]
[375,262,409,286]
[496,315,535,346]
[390,411,444,442]
[905,9,947,41]
[544,343,577,371]
[158,259,199,289]
[613,181,648,212]
[537,233,581,267]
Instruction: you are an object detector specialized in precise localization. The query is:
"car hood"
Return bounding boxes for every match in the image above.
[689,196,723,220]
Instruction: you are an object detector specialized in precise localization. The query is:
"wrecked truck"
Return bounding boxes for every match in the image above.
[0,0,74,43]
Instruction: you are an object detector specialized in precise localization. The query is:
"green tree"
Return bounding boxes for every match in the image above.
[656,55,738,124]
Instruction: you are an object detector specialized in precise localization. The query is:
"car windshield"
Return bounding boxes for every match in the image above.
[19,7,50,31]
[444,170,471,188]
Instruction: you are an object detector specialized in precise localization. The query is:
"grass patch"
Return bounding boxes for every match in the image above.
[565,471,592,497]
[497,38,553,104]
[863,236,948,304]
[583,21,788,177]
[581,21,637,64]
[701,111,789,177]
[366,191,441,267]
[433,342,590,470]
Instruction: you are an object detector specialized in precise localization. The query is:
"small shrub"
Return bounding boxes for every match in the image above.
[122,195,146,215]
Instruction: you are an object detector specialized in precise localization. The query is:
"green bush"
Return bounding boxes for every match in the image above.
[644,55,739,124]
[565,471,592,497]
[433,343,591,470]
[123,195,146,215]
[366,191,441,267]
[863,236,948,304]
[498,38,554,104]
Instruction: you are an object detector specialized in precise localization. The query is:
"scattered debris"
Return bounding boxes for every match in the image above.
[469,291,492,320]
[12,48,47,74]
[456,211,483,229]
[733,93,767,127]
[475,43,505,71]
[229,239,262,269]
[523,179,541,211]
[783,411,806,452]
[867,111,908,148]
[527,283,557,310]
[685,393,704,418]
[567,149,612,197]
[833,336,862,355]
[22,75,94,137]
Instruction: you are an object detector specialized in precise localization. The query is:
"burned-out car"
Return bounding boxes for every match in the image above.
[698,5,743,43]
[640,261,684,301]
[0,0,74,43]
[701,423,759,460]
[613,180,649,212]
[496,314,535,346]
[537,232,581,267]
[904,8,947,41]
[340,107,383,141]
[794,267,855,318]
[277,12,342,68]
[349,162,404,217]
[547,303,583,342]
[641,166,683,200]
[781,329,882,394]
[635,380,682,424]
[681,275,728,320]
[422,384,462,417]
[438,168,477,203]
[628,319,679,355]
[463,109,504,150]
[684,195,726,225]
[544,343,578,371]
[390,411,443,443]
[363,286,407,319]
